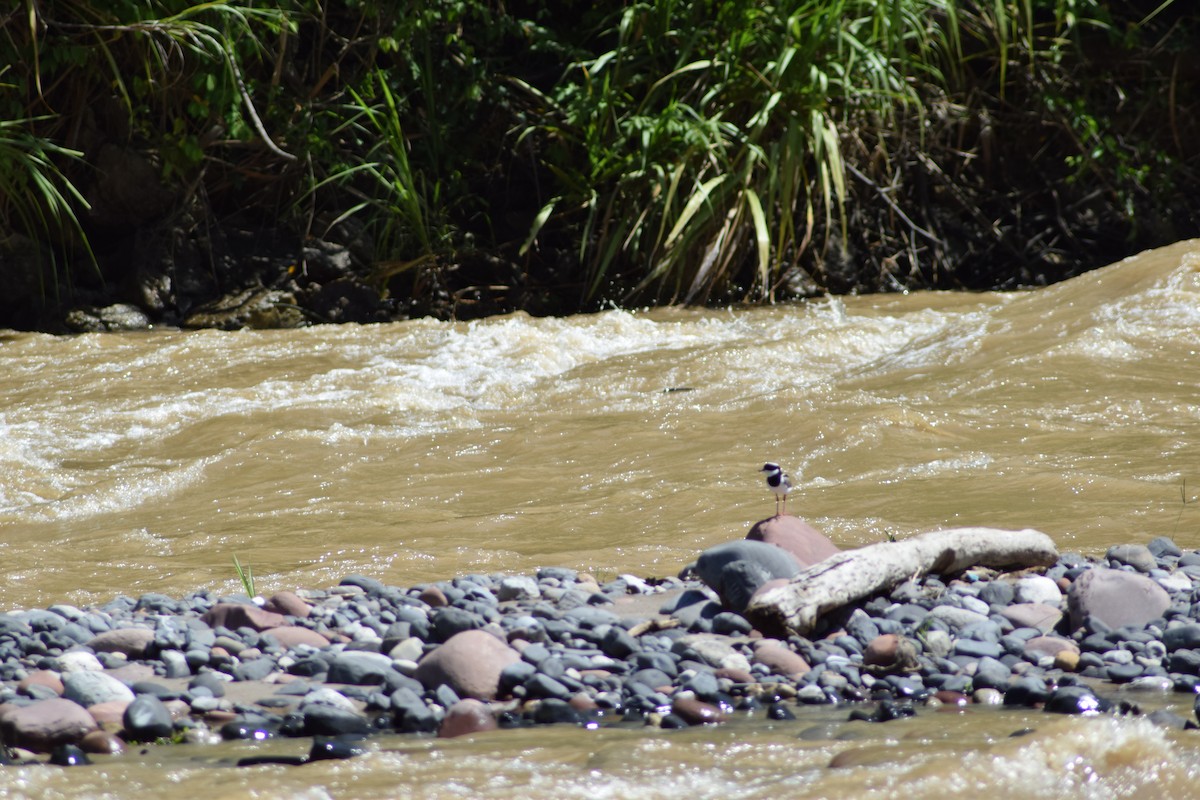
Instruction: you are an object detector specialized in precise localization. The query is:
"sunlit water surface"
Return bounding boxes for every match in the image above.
[3,240,1200,796]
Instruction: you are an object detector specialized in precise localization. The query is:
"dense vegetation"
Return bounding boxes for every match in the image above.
[0,1,1195,330]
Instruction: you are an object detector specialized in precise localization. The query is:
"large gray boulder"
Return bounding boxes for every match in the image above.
[694,540,801,612]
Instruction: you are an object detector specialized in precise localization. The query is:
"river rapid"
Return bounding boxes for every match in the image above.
[2,240,1200,797]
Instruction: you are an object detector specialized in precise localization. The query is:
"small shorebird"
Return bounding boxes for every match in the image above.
[760,462,792,516]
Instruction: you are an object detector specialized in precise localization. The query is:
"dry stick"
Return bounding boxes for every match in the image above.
[744,527,1059,636]
[224,44,296,162]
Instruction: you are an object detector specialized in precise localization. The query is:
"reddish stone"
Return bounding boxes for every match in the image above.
[1000,603,1063,633]
[202,603,286,632]
[1067,568,1170,631]
[752,640,811,679]
[86,700,130,728]
[79,729,126,755]
[933,690,969,706]
[19,670,63,696]
[671,695,726,725]
[260,626,330,649]
[415,630,521,700]
[863,634,901,667]
[107,664,156,684]
[86,627,155,658]
[747,516,840,568]
[1023,635,1080,661]
[0,698,99,753]
[568,693,598,713]
[419,586,449,608]
[264,591,312,618]
[715,667,756,684]
[438,699,497,738]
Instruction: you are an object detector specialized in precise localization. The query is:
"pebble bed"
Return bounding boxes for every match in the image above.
[3,534,1200,767]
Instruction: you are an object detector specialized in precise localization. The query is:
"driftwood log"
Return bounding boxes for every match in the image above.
[744,527,1059,636]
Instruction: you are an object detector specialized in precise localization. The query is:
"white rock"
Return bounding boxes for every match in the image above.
[1013,575,1063,607]
[55,651,104,673]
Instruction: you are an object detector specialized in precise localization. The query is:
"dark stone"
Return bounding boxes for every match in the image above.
[327,651,395,685]
[130,681,179,701]
[531,698,587,725]
[524,673,571,700]
[430,607,484,642]
[1003,677,1051,707]
[1169,649,1200,674]
[188,672,227,698]
[123,695,174,742]
[234,657,277,682]
[338,574,388,595]
[953,639,1003,659]
[767,702,796,720]
[711,612,753,635]
[600,626,640,659]
[220,719,278,741]
[848,700,915,723]
[48,744,92,767]
[303,704,371,736]
[971,657,1012,691]
[693,540,800,612]
[633,651,679,678]
[1106,662,1145,683]
[979,581,1016,607]
[1148,537,1183,559]
[1044,686,1112,715]
[1164,624,1200,651]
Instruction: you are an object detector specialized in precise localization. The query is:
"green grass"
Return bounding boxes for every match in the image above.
[0,0,1188,313]
[232,553,256,599]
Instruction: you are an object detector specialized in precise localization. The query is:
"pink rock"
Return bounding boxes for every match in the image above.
[79,729,126,755]
[437,699,497,738]
[863,633,901,667]
[86,627,155,658]
[747,516,840,568]
[87,700,130,727]
[568,693,599,713]
[1024,635,1080,661]
[415,630,521,700]
[752,640,811,679]
[260,626,331,649]
[671,695,726,725]
[1067,568,1170,631]
[202,603,286,632]
[0,698,99,753]
[264,591,312,618]
[715,666,756,684]
[1001,603,1064,633]
[18,670,63,696]
[419,586,449,608]
[107,664,156,684]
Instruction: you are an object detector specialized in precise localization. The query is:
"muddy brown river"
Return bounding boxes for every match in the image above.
[3,241,1200,797]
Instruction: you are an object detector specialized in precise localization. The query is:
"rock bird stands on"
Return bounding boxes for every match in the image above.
[760,462,792,516]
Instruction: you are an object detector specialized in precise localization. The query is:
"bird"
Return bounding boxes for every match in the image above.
[760,462,792,516]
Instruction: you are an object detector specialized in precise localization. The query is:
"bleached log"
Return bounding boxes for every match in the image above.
[744,527,1058,636]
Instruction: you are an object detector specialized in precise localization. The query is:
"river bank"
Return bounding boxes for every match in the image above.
[3,526,1200,786]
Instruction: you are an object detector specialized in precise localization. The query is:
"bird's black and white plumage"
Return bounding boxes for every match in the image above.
[760,462,792,516]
